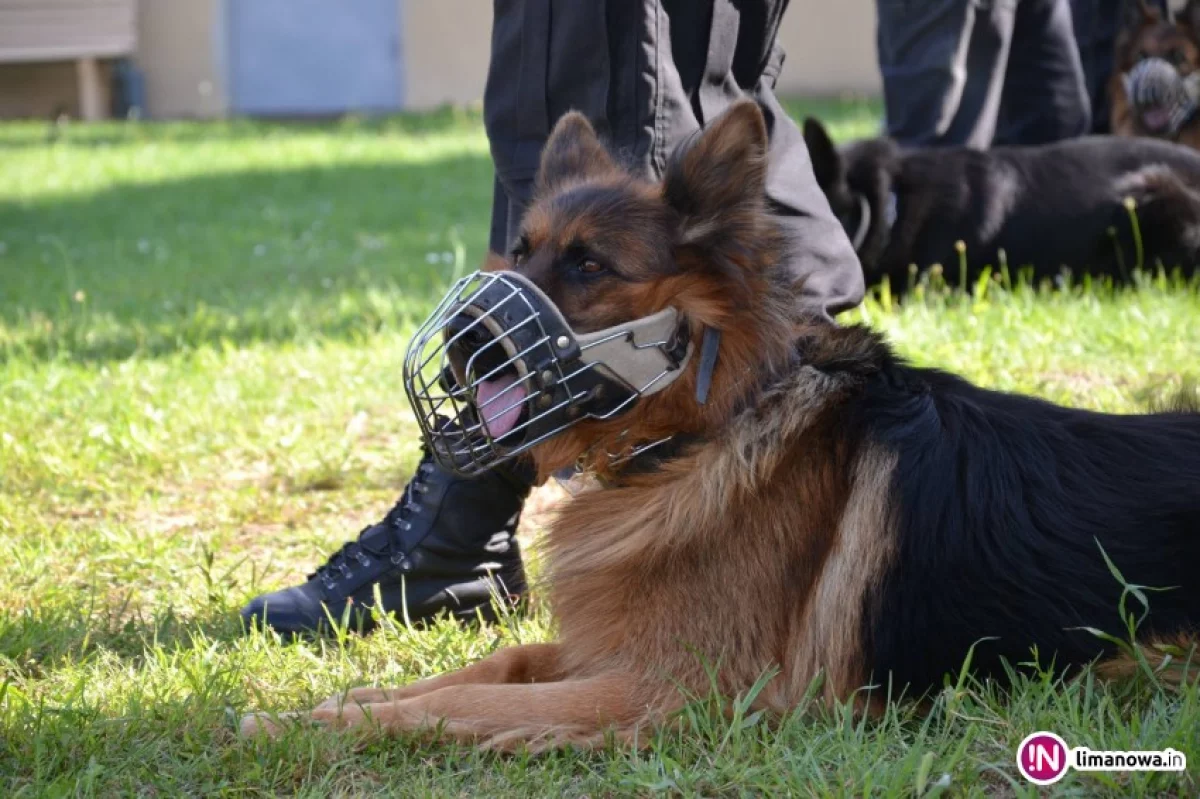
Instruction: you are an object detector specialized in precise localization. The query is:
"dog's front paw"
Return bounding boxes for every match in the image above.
[315,687,388,712]
[241,704,370,738]
[314,694,344,713]
[239,711,303,738]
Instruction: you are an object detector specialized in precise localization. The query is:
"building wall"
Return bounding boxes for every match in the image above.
[0,0,132,118]
[402,0,491,110]
[137,0,226,118]
[777,0,881,97]
[0,0,136,62]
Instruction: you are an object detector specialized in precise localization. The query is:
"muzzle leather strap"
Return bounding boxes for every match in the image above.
[576,307,693,397]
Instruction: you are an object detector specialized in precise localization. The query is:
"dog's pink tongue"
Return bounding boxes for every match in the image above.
[476,374,527,438]
[1143,107,1172,131]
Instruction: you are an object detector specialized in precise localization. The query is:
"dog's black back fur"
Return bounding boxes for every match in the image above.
[823,334,1200,690]
[804,119,1200,294]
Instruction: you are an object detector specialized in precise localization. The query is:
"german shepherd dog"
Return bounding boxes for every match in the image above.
[1112,0,1200,149]
[803,116,1200,294]
[242,102,1200,749]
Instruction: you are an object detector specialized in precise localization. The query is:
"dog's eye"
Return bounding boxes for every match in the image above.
[578,259,605,275]
[510,237,530,265]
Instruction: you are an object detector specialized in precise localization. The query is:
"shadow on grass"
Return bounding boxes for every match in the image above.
[0,99,888,366]
[0,599,250,672]
[0,105,485,151]
[0,150,494,363]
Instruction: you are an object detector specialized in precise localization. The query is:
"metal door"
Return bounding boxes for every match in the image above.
[227,0,402,115]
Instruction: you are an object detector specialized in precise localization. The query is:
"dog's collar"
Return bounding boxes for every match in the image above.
[611,433,703,478]
[549,326,719,487]
[848,194,872,251]
[846,191,898,255]
[551,432,703,492]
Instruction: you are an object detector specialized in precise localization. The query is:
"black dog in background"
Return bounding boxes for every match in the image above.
[803,117,1200,294]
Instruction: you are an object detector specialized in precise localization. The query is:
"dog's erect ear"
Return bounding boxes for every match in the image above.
[483,251,509,272]
[536,112,618,193]
[1180,0,1200,33]
[802,117,842,192]
[1124,0,1158,29]
[663,100,769,234]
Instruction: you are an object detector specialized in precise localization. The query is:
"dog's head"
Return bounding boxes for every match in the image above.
[802,117,898,277]
[490,101,797,476]
[1115,0,1200,135]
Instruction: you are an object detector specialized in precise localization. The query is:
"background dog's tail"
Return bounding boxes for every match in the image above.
[1094,635,1200,688]
[1111,166,1200,270]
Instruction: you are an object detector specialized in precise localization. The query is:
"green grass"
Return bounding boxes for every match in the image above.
[2,99,1199,796]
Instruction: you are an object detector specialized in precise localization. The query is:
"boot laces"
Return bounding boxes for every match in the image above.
[312,450,436,590]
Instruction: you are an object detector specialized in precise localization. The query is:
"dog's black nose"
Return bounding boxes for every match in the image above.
[437,365,460,394]
[445,312,491,348]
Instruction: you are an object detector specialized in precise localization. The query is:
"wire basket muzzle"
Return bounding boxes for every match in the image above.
[403,271,646,476]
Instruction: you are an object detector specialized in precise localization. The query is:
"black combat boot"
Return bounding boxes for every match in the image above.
[240,445,534,635]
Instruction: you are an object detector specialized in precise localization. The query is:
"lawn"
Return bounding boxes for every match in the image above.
[1,99,1198,796]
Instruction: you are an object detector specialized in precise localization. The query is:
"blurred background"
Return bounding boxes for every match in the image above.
[0,0,879,121]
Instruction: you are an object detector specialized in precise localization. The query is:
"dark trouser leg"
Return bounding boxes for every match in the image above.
[876,0,1089,148]
[489,176,529,258]
[876,0,1015,148]
[485,0,610,254]
[485,0,864,320]
[756,83,866,316]
[657,0,863,317]
[1071,0,1122,133]
[994,0,1091,144]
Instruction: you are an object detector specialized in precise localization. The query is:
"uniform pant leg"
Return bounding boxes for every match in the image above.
[658,0,864,316]
[1070,0,1121,133]
[994,0,1091,145]
[755,65,867,317]
[875,0,1016,148]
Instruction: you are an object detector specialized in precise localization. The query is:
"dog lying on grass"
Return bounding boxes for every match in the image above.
[802,116,1200,295]
[242,101,1200,750]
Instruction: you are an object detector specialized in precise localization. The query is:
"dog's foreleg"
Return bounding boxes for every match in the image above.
[241,643,564,736]
[317,642,563,710]
[309,673,657,751]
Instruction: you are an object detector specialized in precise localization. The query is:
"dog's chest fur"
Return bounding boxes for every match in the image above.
[541,359,899,705]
